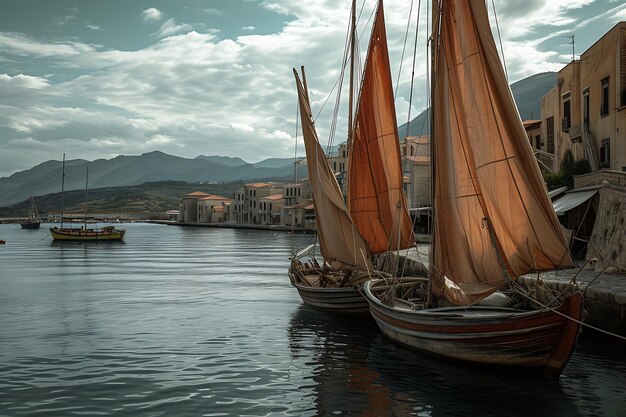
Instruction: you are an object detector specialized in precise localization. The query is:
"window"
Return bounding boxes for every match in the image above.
[546,117,555,153]
[600,138,610,168]
[535,135,541,150]
[583,87,589,126]
[620,28,626,107]
[562,93,571,132]
[601,77,609,117]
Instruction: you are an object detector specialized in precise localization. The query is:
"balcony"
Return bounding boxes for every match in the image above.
[568,124,582,142]
[561,116,571,133]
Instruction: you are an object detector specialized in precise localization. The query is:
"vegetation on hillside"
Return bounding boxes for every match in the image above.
[0,180,250,217]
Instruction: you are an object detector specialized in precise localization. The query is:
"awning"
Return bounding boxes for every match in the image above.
[552,190,598,215]
[548,186,568,200]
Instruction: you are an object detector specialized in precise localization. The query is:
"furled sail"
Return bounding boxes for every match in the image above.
[348,0,415,255]
[293,69,371,271]
[431,0,573,305]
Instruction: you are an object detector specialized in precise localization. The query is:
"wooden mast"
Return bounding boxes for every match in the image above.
[347,0,356,153]
[61,153,65,229]
[84,165,89,230]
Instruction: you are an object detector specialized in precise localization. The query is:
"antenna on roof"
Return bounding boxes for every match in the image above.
[563,35,575,62]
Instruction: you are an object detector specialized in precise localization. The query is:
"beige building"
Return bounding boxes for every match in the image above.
[541,22,626,173]
[280,180,310,226]
[259,194,285,225]
[197,195,233,223]
[524,119,555,172]
[232,190,245,223]
[401,136,431,208]
[179,191,210,222]
[236,182,284,224]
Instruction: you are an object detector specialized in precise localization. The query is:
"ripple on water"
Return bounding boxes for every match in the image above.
[0,224,625,416]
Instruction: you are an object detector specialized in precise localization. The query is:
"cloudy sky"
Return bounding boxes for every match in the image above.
[1,0,624,177]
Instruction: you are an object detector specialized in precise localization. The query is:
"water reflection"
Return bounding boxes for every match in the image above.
[287,306,615,417]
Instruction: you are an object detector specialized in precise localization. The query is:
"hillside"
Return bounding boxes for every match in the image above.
[398,71,557,137]
[0,152,305,207]
[0,181,250,217]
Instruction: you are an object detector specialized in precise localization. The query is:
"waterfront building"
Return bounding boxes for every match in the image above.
[197,195,233,223]
[327,143,348,194]
[259,194,285,225]
[232,189,245,223]
[280,180,311,227]
[541,22,626,173]
[179,191,210,222]
[536,22,626,268]
[238,182,284,224]
[401,136,431,209]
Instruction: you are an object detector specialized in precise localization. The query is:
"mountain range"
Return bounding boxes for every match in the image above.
[397,71,556,136]
[1,71,557,208]
[0,152,305,207]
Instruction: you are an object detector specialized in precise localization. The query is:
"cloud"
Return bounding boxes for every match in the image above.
[202,8,223,16]
[0,32,95,57]
[1,0,621,177]
[86,24,101,31]
[0,73,49,90]
[53,8,79,26]
[242,26,256,31]
[141,8,163,23]
[152,19,193,38]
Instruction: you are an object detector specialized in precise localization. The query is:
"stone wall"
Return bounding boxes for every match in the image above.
[575,170,626,191]
[586,188,626,271]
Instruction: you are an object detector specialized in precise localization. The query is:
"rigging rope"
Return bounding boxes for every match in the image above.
[491,0,508,81]
[404,0,422,139]
[394,0,416,99]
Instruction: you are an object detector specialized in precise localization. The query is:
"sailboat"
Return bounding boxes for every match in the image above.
[289,0,417,313]
[289,67,373,313]
[363,0,583,377]
[20,196,41,229]
[50,156,126,242]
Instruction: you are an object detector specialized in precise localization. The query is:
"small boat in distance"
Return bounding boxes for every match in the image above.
[20,196,41,229]
[50,155,126,242]
[50,225,126,241]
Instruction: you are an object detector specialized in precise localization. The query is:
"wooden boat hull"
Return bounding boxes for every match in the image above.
[363,280,583,377]
[288,266,369,314]
[20,222,40,229]
[50,227,126,241]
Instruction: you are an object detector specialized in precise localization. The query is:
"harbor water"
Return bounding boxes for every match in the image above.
[0,223,624,416]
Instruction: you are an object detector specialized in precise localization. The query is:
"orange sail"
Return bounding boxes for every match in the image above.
[293,69,371,271]
[348,0,415,255]
[431,0,573,305]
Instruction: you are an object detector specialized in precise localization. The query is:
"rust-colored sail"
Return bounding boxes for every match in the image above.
[348,0,415,255]
[431,0,573,305]
[293,69,371,271]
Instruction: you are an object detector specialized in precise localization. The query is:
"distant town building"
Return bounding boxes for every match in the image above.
[280,179,311,227]
[197,195,232,223]
[235,182,284,224]
[179,191,210,222]
[259,194,285,225]
[401,136,431,208]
